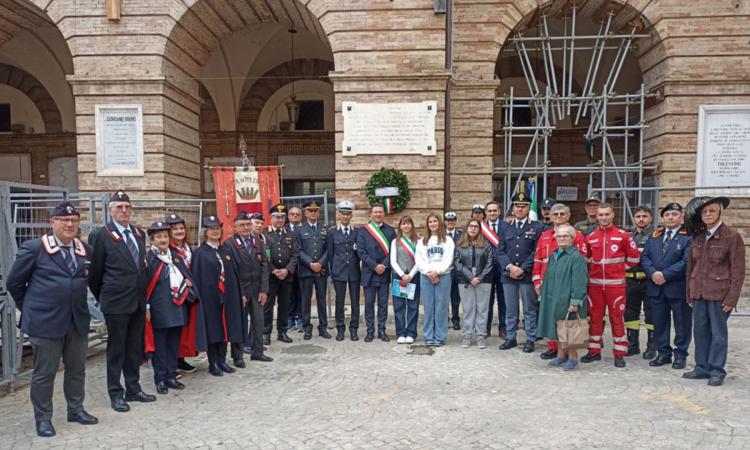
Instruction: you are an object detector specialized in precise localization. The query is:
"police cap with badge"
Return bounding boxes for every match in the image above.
[270,203,287,216]
[110,190,131,204]
[336,200,354,214]
[511,191,531,204]
[444,211,457,221]
[541,198,556,209]
[303,200,321,210]
[471,204,485,214]
[585,194,601,205]
[50,202,80,218]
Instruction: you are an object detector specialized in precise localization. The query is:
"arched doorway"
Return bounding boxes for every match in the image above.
[0,0,76,189]
[493,0,655,226]
[163,1,334,202]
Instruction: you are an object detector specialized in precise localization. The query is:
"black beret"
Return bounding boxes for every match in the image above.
[165,213,185,225]
[110,190,130,203]
[249,212,264,221]
[202,215,222,228]
[235,211,251,222]
[147,221,171,235]
[50,202,79,218]
[660,203,683,217]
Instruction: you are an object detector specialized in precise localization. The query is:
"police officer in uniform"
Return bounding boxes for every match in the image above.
[574,195,601,236]
[541,198,556,230]
[641,203,692,369]
[624,205,656,358]
[7,202,98,437]
[263,204,299,344]
[327,200,362,341]
[496,191,545,352]
[223,211,273,363]
[297,200,331,340]
[445,211,463,330]
[286,206,304,333]
[88,191,156,412]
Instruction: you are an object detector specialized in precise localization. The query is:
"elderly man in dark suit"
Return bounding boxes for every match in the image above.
[88,191,155,413]
[683,196,745,386]
[7,202,98,437]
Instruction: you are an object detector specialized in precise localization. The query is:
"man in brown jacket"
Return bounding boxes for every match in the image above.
[683,196,745,386]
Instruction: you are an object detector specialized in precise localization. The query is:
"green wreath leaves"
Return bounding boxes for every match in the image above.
[365,168,411,214]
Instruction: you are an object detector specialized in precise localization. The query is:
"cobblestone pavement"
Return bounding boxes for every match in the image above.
[2,313,749,449]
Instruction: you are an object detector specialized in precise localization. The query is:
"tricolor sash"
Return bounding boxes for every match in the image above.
[366,222,390,255]
[398,236,416,261]
[481,222,500,248]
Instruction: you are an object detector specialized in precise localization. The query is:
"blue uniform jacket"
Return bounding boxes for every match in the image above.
[327,225,361,282]
[640,226,691,299]
[6,234,91,339]
[296,223,329,278]
[495,219,544,284]
[146,251,190,329]
[356,223,397,287]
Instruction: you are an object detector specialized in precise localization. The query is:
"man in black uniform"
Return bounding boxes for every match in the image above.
[286,206,304,333]
[574,195,601,236]
[541,198,556,230]
[445,211,463,330]
[223,212,273,364]
[88,191,155,412]
[263,204,299,344]
[7,202,98,437]
[327,200,361,341]
[625,205,656,358]
[297,200,331,340]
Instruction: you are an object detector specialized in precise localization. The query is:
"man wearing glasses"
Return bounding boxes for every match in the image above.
[495,192,544,352]
[531,203,588,359]
[7,203,98,437]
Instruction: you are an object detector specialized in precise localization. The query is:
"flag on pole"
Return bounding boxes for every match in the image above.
[528,177,539,221]
[212,166,281,237]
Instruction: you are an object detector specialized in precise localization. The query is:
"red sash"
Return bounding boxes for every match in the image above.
[481,222,500,248]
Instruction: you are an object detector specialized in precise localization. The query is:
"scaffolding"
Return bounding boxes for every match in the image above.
[495,7,658,227]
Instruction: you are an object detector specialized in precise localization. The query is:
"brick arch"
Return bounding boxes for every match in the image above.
[0,63,63,133]
[237,58,333,132]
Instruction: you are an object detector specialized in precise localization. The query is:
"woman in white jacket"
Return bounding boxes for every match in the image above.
[415,213,455,346]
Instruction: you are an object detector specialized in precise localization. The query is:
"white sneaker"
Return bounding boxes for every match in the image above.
[404,336,415,344]
[397,336,406,344]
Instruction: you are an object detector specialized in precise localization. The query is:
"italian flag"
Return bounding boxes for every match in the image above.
[528,177,539,221]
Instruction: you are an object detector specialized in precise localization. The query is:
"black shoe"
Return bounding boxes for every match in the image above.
[36,420,56,437]
[233,358,246,369]
[364,332,374,343]
[319,330,332,339]
[67,410,98,425]
[335,330,345,341]
[217,361,236,373]
[166,378,185,390]
[614,356,626,368]
[672,359,686,370]
[626,329,640,356]
[156,381,168,395]
[452,322,461,330]
[110,397,130,412]
[708,376,724,387]
[125,391,157,403]
[350,332,359,341]
[580,352,601,363]
[642,344,657,360]
[208,364,224,377]
[242,346,253,355]
[523,341,535,353]
[250,354,274,362]
[303,333,312,341]
[263,334,271,346]
[177,359,197,373]
[540,348,557,360]
[379,332,390,342]
[499,339,517,350]
[682,370,710,380]
[278,333,293,343]
[649,356,672,367]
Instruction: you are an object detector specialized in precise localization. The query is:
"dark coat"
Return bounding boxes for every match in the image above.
[192,242,245,345]
[687,223,746,307]
[356,222,397,287]
[263,226,299,282]
[453,243,495,284]
[495,219,545,283]
[6,235,91,339]
[223,233,270,300]
[296,222,329,278]
[88,222,148,314]
[640,227,691,299]
[146,251,189,329]
[327,226,361,282]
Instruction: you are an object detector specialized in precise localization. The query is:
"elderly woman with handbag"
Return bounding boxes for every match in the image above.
[537,224,588,370]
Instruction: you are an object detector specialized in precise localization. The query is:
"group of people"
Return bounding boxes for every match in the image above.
[6,189,746,438]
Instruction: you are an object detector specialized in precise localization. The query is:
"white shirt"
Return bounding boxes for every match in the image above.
[390,238,419,278]
[415,235,455,275]
[113,221,138,248]
[663,226,680,242]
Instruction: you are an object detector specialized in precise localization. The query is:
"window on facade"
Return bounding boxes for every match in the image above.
[295,100,324,130]
[0,104,11,132]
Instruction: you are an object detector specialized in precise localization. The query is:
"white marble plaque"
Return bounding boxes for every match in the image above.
[555,186,578,202]
[95,104,144,176]
[696,105,750,196]
[342,101,437,156]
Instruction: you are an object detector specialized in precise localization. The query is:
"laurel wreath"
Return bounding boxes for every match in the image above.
[365,168,411,213]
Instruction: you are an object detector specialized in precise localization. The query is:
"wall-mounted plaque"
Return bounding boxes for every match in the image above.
[555,186,578,202]
[342,101,437,156]
[696,105,750,196]
[95,104,144,176]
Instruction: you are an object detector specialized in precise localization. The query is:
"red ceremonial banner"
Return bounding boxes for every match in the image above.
[212,165,281,233]
[259,166,281,226]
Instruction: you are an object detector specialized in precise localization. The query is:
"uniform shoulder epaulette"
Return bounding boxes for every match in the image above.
[652,229,663,238]
[233,236,244,248]
[678,229,688,235]
[103,223,122,241]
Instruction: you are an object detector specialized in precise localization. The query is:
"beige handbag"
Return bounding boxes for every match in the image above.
[556,312,589,350]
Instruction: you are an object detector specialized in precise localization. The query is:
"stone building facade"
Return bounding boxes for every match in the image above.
[0,0,748,290]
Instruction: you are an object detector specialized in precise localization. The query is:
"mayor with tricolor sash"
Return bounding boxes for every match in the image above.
[356,203,397,342]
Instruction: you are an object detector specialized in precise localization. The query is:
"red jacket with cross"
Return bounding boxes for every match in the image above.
[586,225,640,287]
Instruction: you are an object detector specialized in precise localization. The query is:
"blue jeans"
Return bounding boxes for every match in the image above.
[651,294,692,360]
[503,280,538,341]
[692,299,731,378]
[421,273,451,343]
[393,277,420,338]
[364,283,390,334]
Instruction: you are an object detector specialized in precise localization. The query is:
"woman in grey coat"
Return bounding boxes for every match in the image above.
[453,219,495,348]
